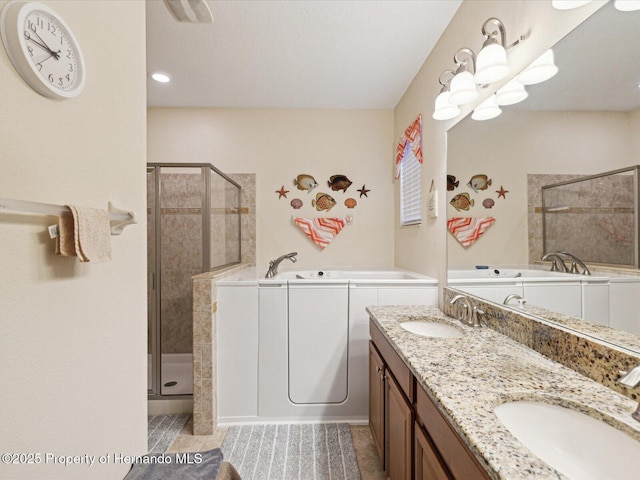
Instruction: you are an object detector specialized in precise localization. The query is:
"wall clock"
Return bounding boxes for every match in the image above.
[1,1,86,99]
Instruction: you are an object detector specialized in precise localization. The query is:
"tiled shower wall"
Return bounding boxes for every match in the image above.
[159,172,203,355]
[149,170,252,356]
[528,173,635,266]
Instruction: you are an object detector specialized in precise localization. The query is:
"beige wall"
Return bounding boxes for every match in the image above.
[148,108,395,268]
[393,0,606,297]
[0,1,147,479]
[447,110,634,267]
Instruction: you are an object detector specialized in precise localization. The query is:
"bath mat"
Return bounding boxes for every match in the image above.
[123,448,223,480]
[148,414,191,453]
[221,423,361,480]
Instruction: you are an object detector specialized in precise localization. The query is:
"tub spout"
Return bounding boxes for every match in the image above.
[265,252,298,278]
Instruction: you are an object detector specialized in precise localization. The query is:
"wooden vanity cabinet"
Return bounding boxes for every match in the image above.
[370,321,490,480]
[369,341,385,467]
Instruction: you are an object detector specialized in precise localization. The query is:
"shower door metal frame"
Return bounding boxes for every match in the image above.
[147,163,242,399]
[541,165,640,268]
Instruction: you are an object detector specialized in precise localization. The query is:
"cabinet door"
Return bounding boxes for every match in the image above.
[369,342,385,468]
[386,372,413,480]
[415,423,451,480]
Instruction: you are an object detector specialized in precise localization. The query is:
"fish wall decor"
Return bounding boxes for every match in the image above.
[467,174,492,193]
[450,192,474,212]
[327,174,353,192]
[294,174,319,193]
[311,192,337,212]
[447,175,459,191]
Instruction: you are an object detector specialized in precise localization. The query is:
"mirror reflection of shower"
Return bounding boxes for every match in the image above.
[147,163,241,398]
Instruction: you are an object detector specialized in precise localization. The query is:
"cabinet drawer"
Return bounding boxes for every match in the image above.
[370,321,414,401]
[416,385,490,480]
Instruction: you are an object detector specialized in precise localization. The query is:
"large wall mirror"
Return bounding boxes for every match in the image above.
[446,2,640,354]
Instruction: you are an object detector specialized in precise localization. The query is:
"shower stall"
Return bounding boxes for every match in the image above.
[147,163,241,398]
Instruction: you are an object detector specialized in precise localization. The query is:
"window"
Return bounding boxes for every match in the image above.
[399,143,422,226]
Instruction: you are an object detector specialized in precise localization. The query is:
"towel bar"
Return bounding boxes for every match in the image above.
[0,196,137,235]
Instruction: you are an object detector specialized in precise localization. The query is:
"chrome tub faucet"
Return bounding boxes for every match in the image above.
[265,252,298,278]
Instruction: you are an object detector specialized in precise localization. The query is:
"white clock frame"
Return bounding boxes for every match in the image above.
[0,1,86,99]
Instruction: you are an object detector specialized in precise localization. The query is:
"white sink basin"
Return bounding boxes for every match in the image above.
[494,401,640,480]
[399,320,463,338]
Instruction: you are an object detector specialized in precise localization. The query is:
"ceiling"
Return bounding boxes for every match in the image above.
[145,0,462,109]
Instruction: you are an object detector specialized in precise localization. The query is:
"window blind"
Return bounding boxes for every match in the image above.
[400,146,422,226]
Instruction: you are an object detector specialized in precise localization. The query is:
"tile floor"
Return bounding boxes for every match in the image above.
[166,418,385,480]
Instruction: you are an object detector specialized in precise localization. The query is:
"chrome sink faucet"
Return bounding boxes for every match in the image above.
[265,252,298,278]
[449,294,482,327]
[504,294,526,307]
[618,366,640,422]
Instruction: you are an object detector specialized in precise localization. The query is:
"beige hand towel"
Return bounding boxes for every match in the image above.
[55,206,112,262]
[55,212,76,257]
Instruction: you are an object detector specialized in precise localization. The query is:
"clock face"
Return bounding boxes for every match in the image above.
[0,1,86,98]
[21,9,82,93]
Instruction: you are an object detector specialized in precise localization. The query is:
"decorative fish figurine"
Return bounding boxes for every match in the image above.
[327,174,352,192]
[450,192,474,212]
[311,192,336,212]
[447,175,459,191]
[294,174,319,193]
[467,174,492,193]
[290,198,303,209]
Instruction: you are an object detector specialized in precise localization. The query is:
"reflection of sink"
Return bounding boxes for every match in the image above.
[494,401,640,480]
[399,320,463,338]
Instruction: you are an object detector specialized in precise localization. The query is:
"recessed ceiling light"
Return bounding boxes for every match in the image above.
[151,72,171,83]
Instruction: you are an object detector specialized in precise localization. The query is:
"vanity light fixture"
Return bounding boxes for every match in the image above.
[495,77,528,106]
[614,0,640,11]
[432,70,461,120]
[551,0,593,9]
[449,48,480,105]
[471,94,502,121]
[151,72,171,83]
[517,49,558,85]
[475,18,511,85]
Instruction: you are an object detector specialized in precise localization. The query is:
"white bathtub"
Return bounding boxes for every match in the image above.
[448,266,613,324]
[216,267,437,424]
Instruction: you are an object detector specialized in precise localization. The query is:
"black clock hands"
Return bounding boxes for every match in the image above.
[24,30,59,60]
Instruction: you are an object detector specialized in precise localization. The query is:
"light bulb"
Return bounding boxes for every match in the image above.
[518,49,558,85]
[432,91,461,120]
[151,72,171,83]
[495,78,528,106]
[449,70,479,105]
[472,95,502,121]
[551,0,593,9]
[614,0,640,11]
[475,43,510,85]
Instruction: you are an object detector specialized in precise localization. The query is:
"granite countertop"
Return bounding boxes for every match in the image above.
[367,305,640,480]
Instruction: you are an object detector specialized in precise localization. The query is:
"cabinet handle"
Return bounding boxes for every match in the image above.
[376,366,382,373]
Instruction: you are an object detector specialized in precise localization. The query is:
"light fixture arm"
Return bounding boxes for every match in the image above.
[481,17,507,48]
[453,48,477,74]
[438,69,456,90]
